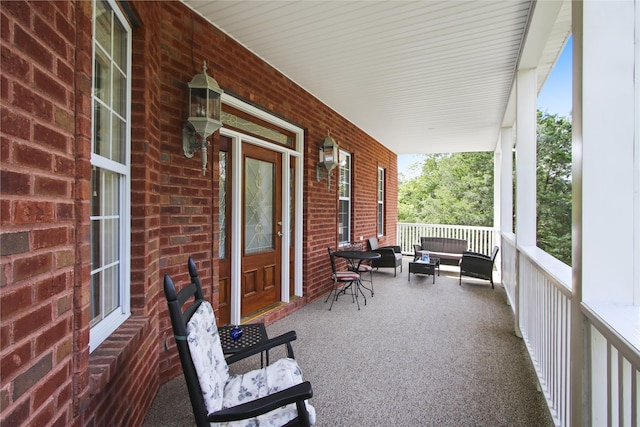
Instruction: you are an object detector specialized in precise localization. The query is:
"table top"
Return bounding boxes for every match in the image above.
[218,323,268,354]
[333,250,381,260]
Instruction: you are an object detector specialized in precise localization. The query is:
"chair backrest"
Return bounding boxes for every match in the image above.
[327,247,338,274]
[490,246,499,262]
[368,237,379,251]
[164,257,223,427]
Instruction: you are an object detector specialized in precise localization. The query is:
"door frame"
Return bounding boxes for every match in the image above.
[221,94,304,325]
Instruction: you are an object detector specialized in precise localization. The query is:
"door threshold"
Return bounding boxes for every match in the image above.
[241,297,301,324]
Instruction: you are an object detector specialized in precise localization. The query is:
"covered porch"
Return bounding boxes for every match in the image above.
[145,258,553,426]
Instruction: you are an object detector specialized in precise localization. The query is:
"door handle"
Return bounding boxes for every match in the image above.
[277,231,283,237]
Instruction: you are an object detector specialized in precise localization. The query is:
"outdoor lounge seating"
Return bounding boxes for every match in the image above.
[459,246,500,288]
[367,237,403,277]
[417,237,468,265]
[163,257,315,427]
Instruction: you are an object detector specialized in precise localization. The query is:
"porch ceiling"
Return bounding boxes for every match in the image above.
[183,0,571,155]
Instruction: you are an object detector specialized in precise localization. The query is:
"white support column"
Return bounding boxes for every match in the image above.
[515,68,538,247]
[500,127,514,235]
[580,0,637,304]
[494,150,501,234]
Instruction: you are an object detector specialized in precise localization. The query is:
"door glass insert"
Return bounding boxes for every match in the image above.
[244,158,274,254]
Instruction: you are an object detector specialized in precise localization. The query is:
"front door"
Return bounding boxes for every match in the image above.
[241,143,282,316]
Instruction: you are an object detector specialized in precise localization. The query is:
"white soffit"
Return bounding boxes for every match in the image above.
[183,0,569,155]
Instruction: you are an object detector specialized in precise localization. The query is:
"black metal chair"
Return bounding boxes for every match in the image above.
[164,257,315,427]
[367,237,403,277]
[343,241,374,292]
[459,246,500,288]
[325,248,360,310]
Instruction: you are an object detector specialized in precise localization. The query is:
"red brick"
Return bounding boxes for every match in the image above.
[30,399,54,427]
[14,200,55,224]
[0,107,31,140]
[14,25,53,70]
[34,176,69,197]
[0,170,31,195]
[0,285,33,318]
[33,364,69,409]
[34,68,66,104]
[15,143,53,170]
[34,15,67,58]
[2,398,30,427]
[0,341,31,384]
[12,83,54,119]
[34,123,68,152]
[35,272,68,302]
[0,200,10,226]
[13,303,52,342]
[33,227,68,250]
[0,45,31,80]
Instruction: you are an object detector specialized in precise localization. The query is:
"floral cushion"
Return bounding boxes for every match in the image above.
[218,358,316,427]
[186,301,230,412]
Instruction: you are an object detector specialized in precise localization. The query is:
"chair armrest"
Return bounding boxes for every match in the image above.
[372,247,395,255]
[207,381,313,422]
[463,251,490,260]
[380,245,401,253]
[225,331,297,364]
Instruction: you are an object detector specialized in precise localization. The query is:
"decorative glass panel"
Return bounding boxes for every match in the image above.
[244,158,274,254]
[222,111,293,147]
[219,151,227,259]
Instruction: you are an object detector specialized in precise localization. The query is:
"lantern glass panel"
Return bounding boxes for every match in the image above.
[208,89,221,121]
[323,146,335,163]
[190,88,207,118]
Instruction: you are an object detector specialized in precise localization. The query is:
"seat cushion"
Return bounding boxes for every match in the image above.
[333,271,359,281]
[220,358,316,427]
[186,301,230,413]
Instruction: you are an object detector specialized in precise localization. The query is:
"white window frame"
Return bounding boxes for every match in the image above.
[338,150,351,246]
[377,167,385,237]
[89,0,132,352]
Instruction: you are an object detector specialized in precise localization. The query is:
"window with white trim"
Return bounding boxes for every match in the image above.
[90,0,131,352]
[338,150,351,246]
[377,167,385,236]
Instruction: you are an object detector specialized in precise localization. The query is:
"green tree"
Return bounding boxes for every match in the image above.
[537,111,572,265]
[398,110,572,266]
[399,152,494,226]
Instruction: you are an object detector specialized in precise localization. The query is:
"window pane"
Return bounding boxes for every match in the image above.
[111,115,125,164]
[94,102,111,158]
[112,69,126,118]
[94,48,110,104]
[339,155,351,198]
[112,18,127,70]
[102,264,119,317]
[338,200,349,243]
[95,0,111,53]
[90,274,101,326]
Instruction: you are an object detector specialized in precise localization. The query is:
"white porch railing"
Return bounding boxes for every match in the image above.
[396,222,496,256]
[517,247,572,426]
[503,240,639,427]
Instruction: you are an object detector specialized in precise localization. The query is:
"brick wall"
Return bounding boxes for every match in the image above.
[1,1,78,425]
[1,1,397,426]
